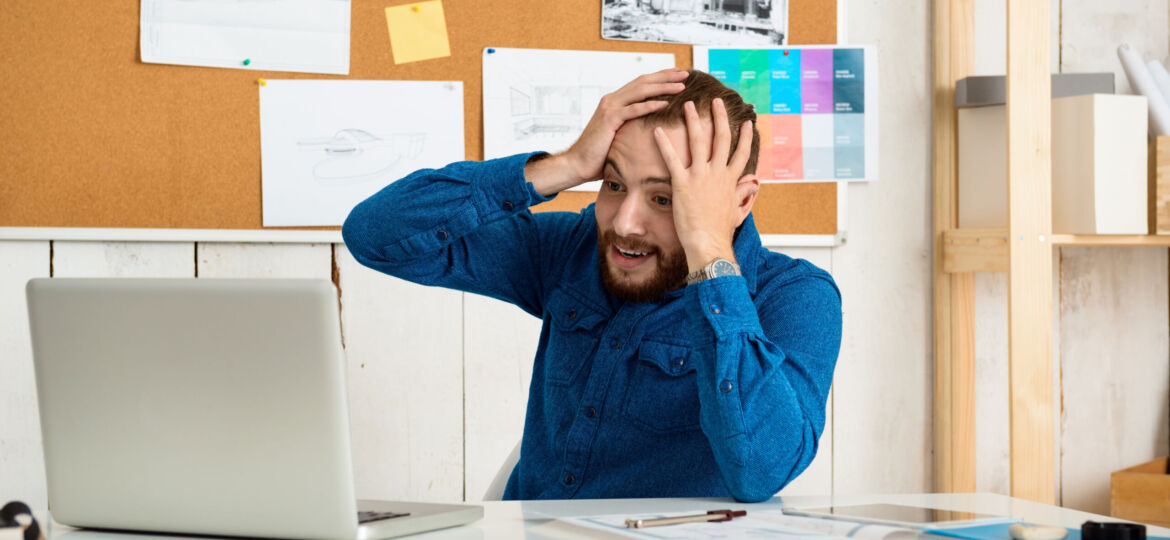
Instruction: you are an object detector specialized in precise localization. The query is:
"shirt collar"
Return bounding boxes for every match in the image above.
[733,213,763,296]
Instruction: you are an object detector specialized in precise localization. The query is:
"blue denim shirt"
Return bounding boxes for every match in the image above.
[342,152,842,502]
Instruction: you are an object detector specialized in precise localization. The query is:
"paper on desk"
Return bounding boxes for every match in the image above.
[140,0,350,75]
[259,80,464,227]
[556,509,918,539]
[482,48,675,191]
[385,1,451,64]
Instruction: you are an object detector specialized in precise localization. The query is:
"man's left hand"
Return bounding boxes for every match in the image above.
[652,98,757,273]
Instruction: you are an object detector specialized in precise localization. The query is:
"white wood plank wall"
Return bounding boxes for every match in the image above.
[972,0,1170,514]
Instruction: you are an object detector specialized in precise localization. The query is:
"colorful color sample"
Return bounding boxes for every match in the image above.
[706,47,869,181]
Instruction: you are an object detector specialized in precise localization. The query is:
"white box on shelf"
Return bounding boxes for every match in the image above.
[958,105,1007,228]
[1052,94,1147,234]
[958,93,1148,234]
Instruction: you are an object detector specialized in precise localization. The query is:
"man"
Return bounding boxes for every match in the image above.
[342,68,842,502]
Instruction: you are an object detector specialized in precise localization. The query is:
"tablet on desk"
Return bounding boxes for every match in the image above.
[783,504,1018,529]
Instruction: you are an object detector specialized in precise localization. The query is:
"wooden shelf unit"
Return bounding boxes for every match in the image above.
[942,229,1170,273]
[932,0,1056,503]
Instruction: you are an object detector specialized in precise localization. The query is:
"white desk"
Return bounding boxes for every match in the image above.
[43,493,1170,540]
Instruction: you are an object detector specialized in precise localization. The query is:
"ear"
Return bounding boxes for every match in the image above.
[733,174,760,227]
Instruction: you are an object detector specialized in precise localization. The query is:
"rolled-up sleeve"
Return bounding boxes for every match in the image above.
[685,268,842,502]
[341,152,570,316]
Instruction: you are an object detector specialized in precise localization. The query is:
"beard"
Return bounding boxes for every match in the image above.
[596,228,689,303]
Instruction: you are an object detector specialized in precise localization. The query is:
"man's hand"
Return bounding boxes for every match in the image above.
[652,98,757,272]
[526,68,689,197]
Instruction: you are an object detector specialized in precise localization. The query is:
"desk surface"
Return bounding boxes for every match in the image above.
[44,492,1170,540]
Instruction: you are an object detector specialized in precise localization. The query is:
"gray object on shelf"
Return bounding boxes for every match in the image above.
[955,73,1115,108]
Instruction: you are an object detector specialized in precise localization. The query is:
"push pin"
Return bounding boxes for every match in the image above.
[257,78,267,86]
[412,4,420,12]
[243,58,251,66]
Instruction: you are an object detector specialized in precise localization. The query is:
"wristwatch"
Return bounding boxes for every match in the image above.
[686,258,741,285]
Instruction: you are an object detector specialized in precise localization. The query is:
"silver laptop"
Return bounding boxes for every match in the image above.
[26,278,481,540]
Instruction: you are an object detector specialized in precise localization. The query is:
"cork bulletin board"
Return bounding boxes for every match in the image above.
[0,0,838,236]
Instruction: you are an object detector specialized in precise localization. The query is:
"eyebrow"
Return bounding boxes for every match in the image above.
[604,159,672,186]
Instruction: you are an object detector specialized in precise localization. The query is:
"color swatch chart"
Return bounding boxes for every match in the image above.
[695,46,878,183]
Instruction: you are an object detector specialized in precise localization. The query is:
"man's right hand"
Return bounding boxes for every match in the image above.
[526,68,690,197]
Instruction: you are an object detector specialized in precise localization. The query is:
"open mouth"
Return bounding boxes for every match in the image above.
[616,246,648,258]
[611,244,655,269]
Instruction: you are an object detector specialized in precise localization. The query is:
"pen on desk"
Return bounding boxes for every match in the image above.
[625,509,747,528]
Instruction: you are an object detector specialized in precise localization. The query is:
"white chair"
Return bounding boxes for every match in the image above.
[481,440,522,501]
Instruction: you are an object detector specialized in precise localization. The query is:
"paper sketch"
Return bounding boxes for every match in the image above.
[509,85,602,140]
[260,80,463,227]
[483,48,675,191]
[558,509,919,540]
[297,130,426,185]
[602,0,788,47]
[140,0,350,75]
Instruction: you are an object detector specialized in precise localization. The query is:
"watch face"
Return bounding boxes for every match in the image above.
[711,259,737,277]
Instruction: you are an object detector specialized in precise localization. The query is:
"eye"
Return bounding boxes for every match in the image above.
[652,195,672,207]
[605,181,625,193]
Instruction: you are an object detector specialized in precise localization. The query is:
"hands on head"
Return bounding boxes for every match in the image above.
[525,68,760,274]
[653,97,758,271]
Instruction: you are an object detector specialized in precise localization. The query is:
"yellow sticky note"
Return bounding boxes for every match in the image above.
[385,1,451,64]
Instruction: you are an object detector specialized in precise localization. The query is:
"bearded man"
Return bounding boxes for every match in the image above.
[343,68,842,502]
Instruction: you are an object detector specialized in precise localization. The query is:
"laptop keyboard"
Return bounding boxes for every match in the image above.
[358,510,410,524]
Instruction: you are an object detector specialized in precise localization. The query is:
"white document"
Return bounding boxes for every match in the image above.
[141,0,350,75]
[482,47,675,191]
[259,80,464,227]
[555,509,917,539]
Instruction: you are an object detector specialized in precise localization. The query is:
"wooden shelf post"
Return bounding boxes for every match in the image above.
[931,0,976,494]
[1005,0,1056,504]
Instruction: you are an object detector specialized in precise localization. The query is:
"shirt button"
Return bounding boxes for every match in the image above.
[609,338,621,349]
[719,380,734,393]
[563,473,575,485]
[584,406,597,418]
[502,200,514,211]
[672,357,686,368]
[567,309,577,320]
[436,229,448,241]
[709,304,721,314]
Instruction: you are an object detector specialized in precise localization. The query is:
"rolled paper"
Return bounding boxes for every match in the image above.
[1147,59,1170,103]
[1118,44,1169,136]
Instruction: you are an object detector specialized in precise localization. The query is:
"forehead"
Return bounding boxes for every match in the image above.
[605,120,691,179]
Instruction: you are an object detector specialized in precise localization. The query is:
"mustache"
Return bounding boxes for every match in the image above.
[599,229,656,253]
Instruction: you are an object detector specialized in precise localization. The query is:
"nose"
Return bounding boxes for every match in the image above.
[611,193,647,239]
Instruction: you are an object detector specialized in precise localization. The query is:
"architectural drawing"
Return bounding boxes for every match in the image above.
[296,129,426,185]
[509,85,605,141]
[602,0,788,47]
[481,48,674,193]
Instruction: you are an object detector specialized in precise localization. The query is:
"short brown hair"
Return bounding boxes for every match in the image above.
[640,70,760,178]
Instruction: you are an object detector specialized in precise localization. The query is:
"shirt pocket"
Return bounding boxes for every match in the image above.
[622,340,701,434]
[543,292,606,386]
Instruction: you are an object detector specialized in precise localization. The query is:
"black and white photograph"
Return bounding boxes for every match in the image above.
[602,0,788,47]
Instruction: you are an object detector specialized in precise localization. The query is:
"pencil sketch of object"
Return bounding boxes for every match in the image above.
[296,129,425,185]
[509,85,605,141]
